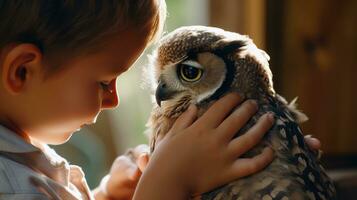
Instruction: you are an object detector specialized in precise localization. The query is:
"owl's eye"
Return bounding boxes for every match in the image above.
[178,64,203,82]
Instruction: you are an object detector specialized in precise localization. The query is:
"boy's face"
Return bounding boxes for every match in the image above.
[15,28,149,144]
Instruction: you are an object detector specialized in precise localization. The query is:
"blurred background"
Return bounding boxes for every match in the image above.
[53,0,357,198]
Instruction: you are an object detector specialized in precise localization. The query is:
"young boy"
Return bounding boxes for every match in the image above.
[0,1,321,199]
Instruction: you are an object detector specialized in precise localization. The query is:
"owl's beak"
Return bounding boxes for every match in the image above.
[155,80,176,107]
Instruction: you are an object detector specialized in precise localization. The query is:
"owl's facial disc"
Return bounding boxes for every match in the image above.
[155,60,204,106]
[155,52,227,106]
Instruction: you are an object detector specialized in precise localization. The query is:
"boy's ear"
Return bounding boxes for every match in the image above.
[1,44,43,95]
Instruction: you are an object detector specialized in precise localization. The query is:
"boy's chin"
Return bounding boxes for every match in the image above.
[33,131,74,145]
[49,132,74,145]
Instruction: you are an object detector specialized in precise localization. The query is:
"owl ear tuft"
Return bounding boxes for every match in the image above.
[212,39,248,55]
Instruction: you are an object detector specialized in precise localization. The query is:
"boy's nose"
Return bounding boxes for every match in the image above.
[101,79,119,109]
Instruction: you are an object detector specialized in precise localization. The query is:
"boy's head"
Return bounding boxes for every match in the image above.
[0,0,166,145]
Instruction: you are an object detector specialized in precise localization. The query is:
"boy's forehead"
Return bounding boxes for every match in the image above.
[65,27,149,77]
[102,31,148,70]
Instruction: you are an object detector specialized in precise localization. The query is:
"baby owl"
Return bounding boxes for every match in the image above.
[145,26,336,200]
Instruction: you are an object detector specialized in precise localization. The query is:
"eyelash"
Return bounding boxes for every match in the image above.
[99,81,111,91]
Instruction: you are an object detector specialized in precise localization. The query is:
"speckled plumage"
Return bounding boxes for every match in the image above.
[145,26,336,200]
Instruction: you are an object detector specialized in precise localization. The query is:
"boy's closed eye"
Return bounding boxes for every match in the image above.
[100,81,111,91]
[99,79,116,93]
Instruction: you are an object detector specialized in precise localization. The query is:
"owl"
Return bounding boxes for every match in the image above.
[145,26,336,200]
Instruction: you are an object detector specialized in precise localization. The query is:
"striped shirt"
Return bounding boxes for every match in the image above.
[0,125,94,200]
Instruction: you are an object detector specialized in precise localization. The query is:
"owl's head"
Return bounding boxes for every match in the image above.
[147,26,275,109]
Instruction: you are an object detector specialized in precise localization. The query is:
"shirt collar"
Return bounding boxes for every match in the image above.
[0,125,40,153]
[0,125,70,186]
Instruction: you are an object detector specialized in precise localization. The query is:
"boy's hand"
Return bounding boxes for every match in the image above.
[96,93,322,200]
[96,137,321,200]
[304,134,323,159]
[94,145,149,200]
[134,93,275,199]
[304,135,321,150]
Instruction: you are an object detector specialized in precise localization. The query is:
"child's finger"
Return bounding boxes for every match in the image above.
[217,100,258,140]
[170,104,197,132]
[137,153,149,172]
[230,147,274,178]
[111,156,138,181]
[304,135,322,150]
[228,113,274,156]
[130,167,142,180]
[196,93,242,128]
[132,144,150,158]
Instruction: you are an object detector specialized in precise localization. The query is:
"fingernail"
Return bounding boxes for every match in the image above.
[228,92,242,102]
[267,112,275,123]
[137,153,149,171]
[234,92,241,99]
[262,146,275,158]
[249,100,258,109]
[188,104,195,112]
[140,152,148,158]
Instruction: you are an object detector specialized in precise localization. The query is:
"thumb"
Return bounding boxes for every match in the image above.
[137,153,149,172]
[130,153,149,180]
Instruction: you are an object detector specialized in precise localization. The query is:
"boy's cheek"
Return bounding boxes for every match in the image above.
[58,89,102,120]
